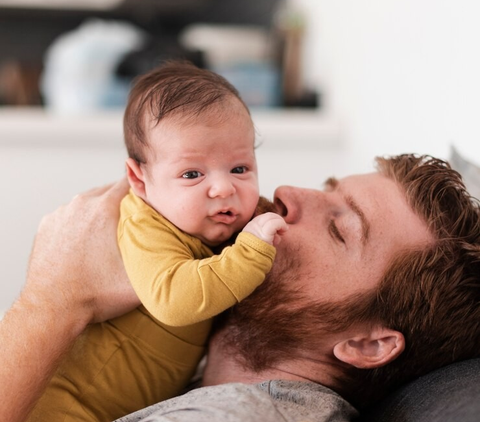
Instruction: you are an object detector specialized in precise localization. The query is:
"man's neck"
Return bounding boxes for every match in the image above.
[202,330,343,388]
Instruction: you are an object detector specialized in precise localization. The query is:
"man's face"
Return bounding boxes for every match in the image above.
[272,172,434,303]
[220,171,434,373]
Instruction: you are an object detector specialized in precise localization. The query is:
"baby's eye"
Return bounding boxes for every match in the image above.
[182,171,202,179]
[231,166,247,174]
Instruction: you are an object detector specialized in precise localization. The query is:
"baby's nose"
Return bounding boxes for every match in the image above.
[208,178,236,198]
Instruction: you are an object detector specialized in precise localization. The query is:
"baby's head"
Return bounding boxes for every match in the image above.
[123,61,259,246]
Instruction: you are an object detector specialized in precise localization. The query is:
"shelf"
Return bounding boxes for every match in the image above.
[0,107,342,150]
[0,0,211,13]
[0,0,122,10]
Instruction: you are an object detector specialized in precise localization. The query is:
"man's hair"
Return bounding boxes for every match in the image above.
[337,154,480,408]
[219,153,479,408]
[123,60,248,165]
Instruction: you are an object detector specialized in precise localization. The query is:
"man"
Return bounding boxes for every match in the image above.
[1,154,479,422]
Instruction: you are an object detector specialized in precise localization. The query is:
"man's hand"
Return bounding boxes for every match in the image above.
[243,212,288,246]
[26,178,140,325]
[0,179,140,422]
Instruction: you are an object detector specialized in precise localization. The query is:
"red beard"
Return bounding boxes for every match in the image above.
[216,241,376,373]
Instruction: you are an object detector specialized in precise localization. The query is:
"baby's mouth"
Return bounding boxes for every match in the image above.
[211,210,237,224]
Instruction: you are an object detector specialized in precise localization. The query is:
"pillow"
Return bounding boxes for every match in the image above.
[358,358,480,422]
[449,145,480,200]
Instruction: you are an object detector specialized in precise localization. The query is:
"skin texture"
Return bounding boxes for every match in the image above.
[272,173,433,301]
[126,99,286,247]
[203,172,433,388]
[0,171,432,422]
[0,179,140,422]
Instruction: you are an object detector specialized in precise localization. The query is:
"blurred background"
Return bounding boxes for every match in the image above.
[0,0,319,109]
[1,0,480,313]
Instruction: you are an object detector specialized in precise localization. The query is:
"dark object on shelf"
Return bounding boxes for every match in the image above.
[116,38,206,80]
[283,89,320,109]
[0,60,43,106]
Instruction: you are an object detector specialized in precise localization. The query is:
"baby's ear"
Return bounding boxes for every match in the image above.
[333,326,405,369]
[125,158,147,200]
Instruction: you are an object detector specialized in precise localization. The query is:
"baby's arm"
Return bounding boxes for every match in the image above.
[119,192,288,327]
[242,212,288,246]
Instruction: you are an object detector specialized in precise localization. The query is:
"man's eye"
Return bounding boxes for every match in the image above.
[231,166,247,174]
[182,171,202,179]
[329,220,345,243]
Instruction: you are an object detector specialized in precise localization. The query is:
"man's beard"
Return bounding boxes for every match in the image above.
[216,243,377,373]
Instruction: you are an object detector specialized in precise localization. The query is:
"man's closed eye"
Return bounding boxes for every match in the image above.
[329,220,345,243]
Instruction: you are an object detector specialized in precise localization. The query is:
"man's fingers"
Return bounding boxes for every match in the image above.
[72,178,129,201]
[103,177,130,200]
[74,183,114,199]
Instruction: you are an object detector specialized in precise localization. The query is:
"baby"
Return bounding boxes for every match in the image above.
[28,61,287,421]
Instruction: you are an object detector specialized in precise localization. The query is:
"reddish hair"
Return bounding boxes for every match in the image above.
[217,154,479,409]
[123,60,248,165]
[337,154,480,408]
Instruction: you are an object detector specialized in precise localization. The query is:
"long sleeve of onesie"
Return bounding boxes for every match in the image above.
[118,191,276,327]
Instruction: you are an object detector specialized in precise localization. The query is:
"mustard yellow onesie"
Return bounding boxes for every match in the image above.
[28,191,276,422]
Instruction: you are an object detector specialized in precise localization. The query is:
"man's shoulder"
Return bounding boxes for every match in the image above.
[116,381,357,422]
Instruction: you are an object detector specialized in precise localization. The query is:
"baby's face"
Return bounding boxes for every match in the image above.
[142,100,259,246]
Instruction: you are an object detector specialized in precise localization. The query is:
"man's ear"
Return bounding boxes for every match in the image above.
[333,327,405,369]
[125,158,147,200]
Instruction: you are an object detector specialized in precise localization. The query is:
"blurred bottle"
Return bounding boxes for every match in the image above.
[273,2,319,108]
[0,60,42,106]
[41,19,146,114]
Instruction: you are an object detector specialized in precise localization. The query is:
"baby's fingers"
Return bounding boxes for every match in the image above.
[262,215,289,237]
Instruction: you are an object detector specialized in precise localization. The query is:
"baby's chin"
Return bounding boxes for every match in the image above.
[254,196,277,217]
[204,226,241,248]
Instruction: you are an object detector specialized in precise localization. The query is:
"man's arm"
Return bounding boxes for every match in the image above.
[0,179,140,422]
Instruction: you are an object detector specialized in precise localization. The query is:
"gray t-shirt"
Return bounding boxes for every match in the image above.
[115,380,358,422]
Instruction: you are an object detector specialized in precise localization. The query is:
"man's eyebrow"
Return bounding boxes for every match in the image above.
[345,194,371,247]
[324,176,371,247]
[324,177,339,189]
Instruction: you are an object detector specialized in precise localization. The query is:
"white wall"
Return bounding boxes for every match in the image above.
[0,129,127,316]
[0,109,347,314]
[3,0,480,314]
[293,0,480,173]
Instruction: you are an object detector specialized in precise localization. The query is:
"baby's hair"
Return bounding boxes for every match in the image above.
[123,60,248,165]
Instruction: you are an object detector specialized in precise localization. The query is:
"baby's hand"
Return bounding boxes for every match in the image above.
[243,212,288,246]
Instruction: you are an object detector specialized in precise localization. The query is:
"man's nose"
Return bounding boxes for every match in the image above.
[208,177,236,198]
[273,185,303,224]
[273,186,322,224]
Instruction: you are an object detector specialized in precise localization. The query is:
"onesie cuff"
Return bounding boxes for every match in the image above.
[236,232,276,261]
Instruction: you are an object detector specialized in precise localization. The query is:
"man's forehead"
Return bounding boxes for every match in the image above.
[323,171,381,191]
[338,172,433,249]
[331,172,403,216]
